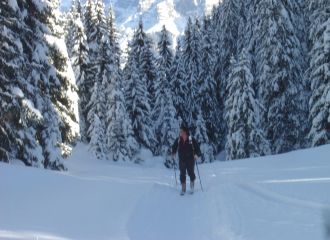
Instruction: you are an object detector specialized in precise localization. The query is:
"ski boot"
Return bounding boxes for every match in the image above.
[190,181,194,194]
[180,183,186,195]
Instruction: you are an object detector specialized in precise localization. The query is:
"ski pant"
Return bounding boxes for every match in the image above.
[179,156,196,184]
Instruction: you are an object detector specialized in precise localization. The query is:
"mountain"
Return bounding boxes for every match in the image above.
[61,0,219,52]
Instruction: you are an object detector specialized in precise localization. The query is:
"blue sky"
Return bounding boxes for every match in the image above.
[60,0,71,12]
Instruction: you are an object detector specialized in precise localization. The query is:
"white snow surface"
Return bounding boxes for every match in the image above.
[1,143,330,240]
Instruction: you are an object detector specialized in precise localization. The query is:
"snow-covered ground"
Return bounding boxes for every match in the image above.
[1,143,330,240]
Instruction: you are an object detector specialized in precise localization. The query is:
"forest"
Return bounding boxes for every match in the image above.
[0,0,329,170]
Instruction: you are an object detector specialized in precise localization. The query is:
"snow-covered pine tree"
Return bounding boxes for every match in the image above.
[106,5,121,70]
[15,0,64,167]
[195,109,214,163]
[169,39,186,122]
[213,0,240,148]
[157,25,173,83]
[198,16,219,153]
[244,0,259,94]
[181,16,201,129]
[0,0,43,164]
[105,66,139,162]
[82,0,98,134]
[153,25,174,154]
[236,0,248,54]
[65,0,77,57]
[45,0,80,147]
[256,0,308,154]
[87,82,107,159]
[139,36,158,111]
[71,16,90,141]
[124,58,157,153]
[225,50,270,160]
[40,93,66,170]
[76,0,83,19]
[153,57,171,155]
[88,113,107,159]
[160,89,180,168]
[308,0,330,147]
[0,0,21,162]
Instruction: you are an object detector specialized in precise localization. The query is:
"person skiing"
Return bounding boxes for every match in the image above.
[171,126,200,195]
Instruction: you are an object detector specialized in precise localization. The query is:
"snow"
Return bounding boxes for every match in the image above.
[1,142,330,240]
[21,99,43,120]
[7,0,18,10]
[11,87,24,98]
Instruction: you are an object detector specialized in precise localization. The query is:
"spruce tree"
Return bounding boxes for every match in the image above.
[45,0,80,147]
[198,17,219,152]
[169,39,186,122]
[107,5,121,70]
[308,0,330,147]
[157,25,173,83]
[181,16,201,129]
[160,89,179,167]
[0,0,43,164]
[195,109,214,163]
[87,82,107,159]
[0,0,21,162]
[106,66,139,162]
[40,94,66,170]
[124,55,157,152]
[65,0,77,57]
[71,16,90,141]
[225,51,270,160]
[256,0,308,154]
[213,0,240,149]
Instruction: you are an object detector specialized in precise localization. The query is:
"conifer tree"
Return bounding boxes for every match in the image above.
[65,0,77,57]
[71,16,90,141]
[0,0,23,162]
[308,0,330,147]
[256,0,308,154]
[225,51,270,160]
[107,5,121,70]
[76,0,83,18]
[87,82,106,159]
[45,0,80,147]
[198,17,219,152]
[157,25,173,83]
[40,94,66,170]
[106,66,139,162]
[0,0,44,164]
[195,109,214,163]
[82,0,98,129]
[160,89,180,167]
[213,0,240,148]
[124,55,157,152]
[170,39,186,122]
[181,16,201,129]
[154,25,174,153]
[140,36,158,110]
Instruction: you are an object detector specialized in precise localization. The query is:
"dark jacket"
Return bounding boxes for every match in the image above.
[172,136,200,161]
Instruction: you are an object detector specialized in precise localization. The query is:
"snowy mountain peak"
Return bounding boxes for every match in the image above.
[62,0,219,50]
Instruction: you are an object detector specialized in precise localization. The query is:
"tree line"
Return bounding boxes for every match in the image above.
[1,0,329,169]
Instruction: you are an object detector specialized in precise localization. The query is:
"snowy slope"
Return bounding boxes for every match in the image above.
[1,143,330,240]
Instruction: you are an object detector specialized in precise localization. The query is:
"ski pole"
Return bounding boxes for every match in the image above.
[173,158,178,185]
[195,159,203,191]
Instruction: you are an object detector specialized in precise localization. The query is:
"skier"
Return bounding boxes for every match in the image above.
[171,126,200,195]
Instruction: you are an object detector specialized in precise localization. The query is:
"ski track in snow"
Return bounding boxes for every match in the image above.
[1,143,330,240]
